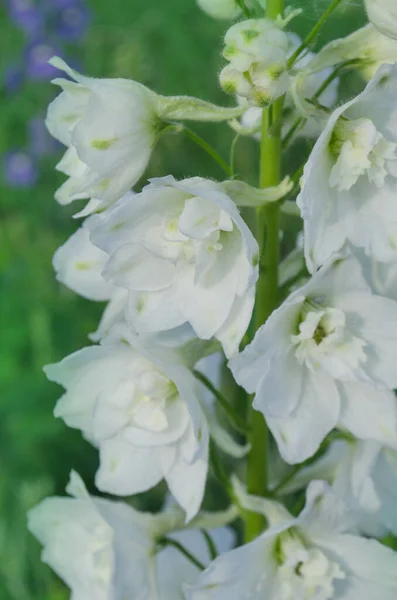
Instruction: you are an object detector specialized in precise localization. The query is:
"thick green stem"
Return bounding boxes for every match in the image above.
[243,0,285,543]
[245,102,283,542]
[244,97,284,544]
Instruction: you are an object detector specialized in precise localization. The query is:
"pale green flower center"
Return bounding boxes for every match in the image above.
[291,302,367,378]
[329,116,397,191]
[274,530,345,600]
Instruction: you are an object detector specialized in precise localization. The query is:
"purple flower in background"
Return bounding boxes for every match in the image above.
[7,0,45,37]
[44,0,80,8]
[3,63,24,94]
[56,3,91,41]
[3,151,38,188]
[28,117,58,157]
[25,41,62,80]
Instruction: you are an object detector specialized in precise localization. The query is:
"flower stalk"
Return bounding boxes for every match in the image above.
[244,0,284,544]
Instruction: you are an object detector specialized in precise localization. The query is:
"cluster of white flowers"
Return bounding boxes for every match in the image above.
[29,0,397,598]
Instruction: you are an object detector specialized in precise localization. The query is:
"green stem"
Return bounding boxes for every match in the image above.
[236,0,254,18]
[287,0,345,68]
[183,126,232,177]
[201,529,218,561]
[244,100,284,543]
[209,440,241,508]
[158,537,206,571]
[230,133,240,178]
[193,369,250,435]
[282,116,305,148]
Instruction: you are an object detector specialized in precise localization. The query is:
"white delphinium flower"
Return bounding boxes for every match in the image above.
[239,33,339,140]
[53,215,114,301]
[219,18,290,106]
[186,480,397,600]
[90,176,259,358]
[44,330,209,520]
[196,0,241,20]
[46,58,245,216]
[286,438,397,539]
[28,471,235,600]
[365,0,397,40]
[229,253,397,464]
[298,64,397,272]
[307,24,397,82]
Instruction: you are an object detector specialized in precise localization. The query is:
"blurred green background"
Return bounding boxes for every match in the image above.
[0,0,364,598]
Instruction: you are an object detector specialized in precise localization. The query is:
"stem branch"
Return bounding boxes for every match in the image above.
[287,0,345,68]
[183,126,232,176]
[193,369,250,434]
[158,537,206,571]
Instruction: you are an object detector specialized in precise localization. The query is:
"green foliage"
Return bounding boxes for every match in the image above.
[0,0,364,597]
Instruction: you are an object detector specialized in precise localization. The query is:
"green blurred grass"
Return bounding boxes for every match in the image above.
[0,1,364,598]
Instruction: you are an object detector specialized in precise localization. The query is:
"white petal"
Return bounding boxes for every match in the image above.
[299,480,355,536]
[90,288,129,342]
[96,439,166,495]
[185,534,278,600]
[53,222,114,301]
[228,295,302,393]
[46,345,131,437]
[127,286,186,332]
[254,348,304,418]
[335,577,397,600]
[166,429,209,522]
[317,534,397,587]
[215,286,255,358]
[71,81,155,177]
[103,243,176,292]
[372,449,397,535]
[267,370,340,464]
[338,381,397,447]
[46,79,89,146]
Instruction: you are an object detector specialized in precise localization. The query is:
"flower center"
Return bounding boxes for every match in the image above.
[275,531,345,600]
[291,303,368,380]
[146,195,234,270]
[129,369,177,432]
[329,117,397,191]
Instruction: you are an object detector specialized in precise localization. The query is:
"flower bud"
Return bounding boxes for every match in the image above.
[196,0,241,20]
[365,0,397,40]
[220,18,290,106]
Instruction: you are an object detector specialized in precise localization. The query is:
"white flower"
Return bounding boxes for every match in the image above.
[287,438,397,539]
[28,471,235,600]
[229,253,397,464]
[186,480,397,600]
[47,58,245,215]
[219,19,290,105]
[365,0,397,40]
[307,24,397,81]
[298,64,397,272]
[47,59,157,213]
[239,33,339,140]
[53,216,114,301]
[196,0,241,20]
[44,332,209,521]
[90,176,258,358]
